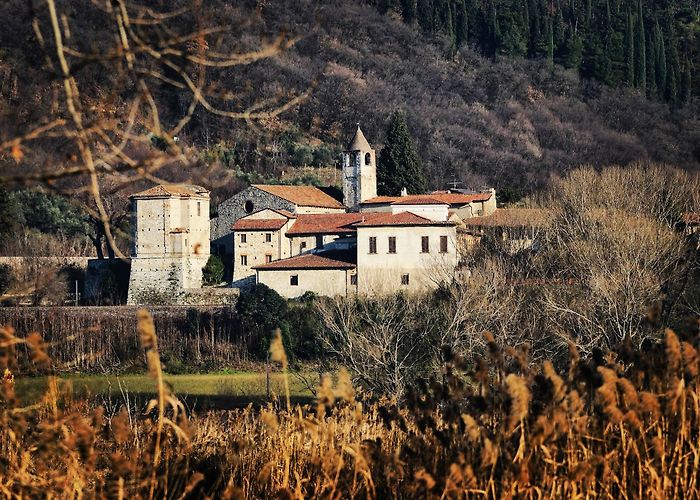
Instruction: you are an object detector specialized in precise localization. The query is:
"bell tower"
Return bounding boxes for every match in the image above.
[342,124,377,211]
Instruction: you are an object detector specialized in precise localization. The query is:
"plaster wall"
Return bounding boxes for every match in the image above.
[256,268,354,298]
[356,225,458,294]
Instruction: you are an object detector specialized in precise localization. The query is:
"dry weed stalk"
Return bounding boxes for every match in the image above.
[0,319,699,497]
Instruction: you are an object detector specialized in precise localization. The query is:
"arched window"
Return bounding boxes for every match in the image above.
[244,200,254,213]
[364,152,371,165]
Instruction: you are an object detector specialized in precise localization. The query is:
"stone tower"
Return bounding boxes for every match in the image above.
[126,184,210,304]
[342,124,377,211]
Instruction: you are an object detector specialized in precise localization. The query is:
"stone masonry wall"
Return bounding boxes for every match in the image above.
[127,255,208,305]
[210,187,296,262]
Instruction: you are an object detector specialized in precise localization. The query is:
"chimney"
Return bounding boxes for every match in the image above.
[400,187,407,197]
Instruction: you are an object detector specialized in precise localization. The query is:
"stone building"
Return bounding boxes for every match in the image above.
[354,212,458,294]
[210,184,345,271]
[342,124,377,211]
[127,184,211,304]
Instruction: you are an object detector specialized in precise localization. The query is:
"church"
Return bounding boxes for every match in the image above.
[125,125,496,301]
[221,125,496,298]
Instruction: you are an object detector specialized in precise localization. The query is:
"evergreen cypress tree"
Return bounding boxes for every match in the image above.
[401,0,417,24]
[547,15,554,67]
[489,0,500,57]
[455,0,469,47]
[647,24,656,97]
[625,8,635,86]
[377,111,428,196]
[635,0,646,91]
[655,20,667,97]
[417,0,434,32]
[681,61,692,103]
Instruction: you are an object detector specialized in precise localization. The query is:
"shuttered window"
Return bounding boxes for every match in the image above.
[421,236,429,253]
[440,236,448,253]
[369,237,377,254]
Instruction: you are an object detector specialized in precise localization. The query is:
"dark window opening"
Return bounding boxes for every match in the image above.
[265,254,273,263]
[421,236,429,253]
[290,275,299,286]
[440,235,448,253]
[197,201,201,217]
[266,233,272,243]
[244,200,254,213]
[240,233,247,243]
[240,255,247,266]
[364,152,371,165]
[350,274,358,285]
[401,274,410,285]
[300,241,307,253]
[388,236,396,254]
[316,235,324,248]
[369,236,377,254]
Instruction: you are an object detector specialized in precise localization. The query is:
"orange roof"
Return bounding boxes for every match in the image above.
[254,253,356,271]
[232,218,289,231]
[682,212,700,224]
[286,213,384,235]
[462,209,552,228]
[362,192,491,206]
[252,185,344,209]
[391,196,449,206]
[131,184,209,198]
[353,212,453,227]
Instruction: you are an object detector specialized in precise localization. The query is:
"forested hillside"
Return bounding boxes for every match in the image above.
[375,0,699,104]
[1,0,699,198]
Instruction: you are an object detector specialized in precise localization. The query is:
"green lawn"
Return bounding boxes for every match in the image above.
[13,371,317,409]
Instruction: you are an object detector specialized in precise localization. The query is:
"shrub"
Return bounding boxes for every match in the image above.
[0,264,11,295]
[202,255,225,285]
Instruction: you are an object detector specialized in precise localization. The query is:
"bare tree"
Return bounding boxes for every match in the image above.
[0,0,310,257]
[316,294,436,399]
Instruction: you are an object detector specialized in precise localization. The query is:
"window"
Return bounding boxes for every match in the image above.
[369,236,377,254]
[265,254,273,263]
[388,236,396,254]
[240,255,248,266]
[300,241,307,253]
[440,235,448,253]
[197,201,201,217]
[290,275,299,286]
[421,236,429,253]
[350,274,358,285]
[244,200,254,213]
[265,233,272,243]
[401,274,410,285]
[240,233,247,243]
[316,235,324,249]
[365,152,371,165]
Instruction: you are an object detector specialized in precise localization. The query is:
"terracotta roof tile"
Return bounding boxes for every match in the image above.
[252,184,344,209]
[391,196,449,206]
[131,184,209,198]
[362,192,492,206]
[232,218,289,231]
[286,213,384,235]
[353,212,453,227]
[254,253,356,271]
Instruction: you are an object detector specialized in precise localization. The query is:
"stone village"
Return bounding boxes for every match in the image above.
[126,125,501,304]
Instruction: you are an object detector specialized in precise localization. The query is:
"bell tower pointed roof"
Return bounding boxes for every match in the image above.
[346,123,372,151]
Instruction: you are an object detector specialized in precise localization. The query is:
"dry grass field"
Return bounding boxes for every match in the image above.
[1,310,699,498]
